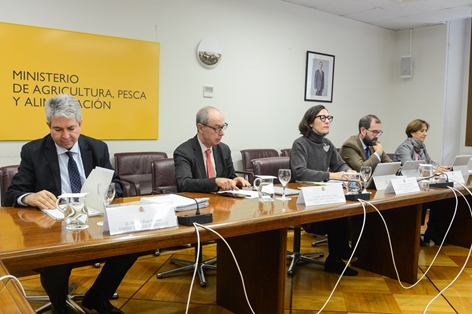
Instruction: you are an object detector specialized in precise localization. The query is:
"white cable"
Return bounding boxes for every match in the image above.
[0,275,27,297]
[422,185,472,313]
[183,224,201,314]
[363,182,472,313]
[361,192,457,291]
[316,198,367,314]
[193,222,256,314]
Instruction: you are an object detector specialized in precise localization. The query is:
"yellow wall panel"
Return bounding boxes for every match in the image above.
[0,22,159,140]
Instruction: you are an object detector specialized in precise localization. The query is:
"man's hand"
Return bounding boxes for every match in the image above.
[215,178,238,191]
[373,143,384,155]
[233,177,251,189]
[215,177,251,191]
[23,190,57,209]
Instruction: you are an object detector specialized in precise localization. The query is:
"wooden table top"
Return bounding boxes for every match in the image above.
[0,180,468,273]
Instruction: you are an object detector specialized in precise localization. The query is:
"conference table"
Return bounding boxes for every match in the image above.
[0,180,471,314]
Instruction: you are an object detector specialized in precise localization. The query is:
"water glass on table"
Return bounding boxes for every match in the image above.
[97,182,116,225]
[360,166,372,193]
[277,169,291,201]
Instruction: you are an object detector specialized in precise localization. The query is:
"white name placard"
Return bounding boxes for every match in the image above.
[446,170,465,186]
[103,202,178,235]
[385,177,419,195]
[297,184,346,206]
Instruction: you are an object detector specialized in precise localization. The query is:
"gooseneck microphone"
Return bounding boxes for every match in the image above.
[159,189,213,226]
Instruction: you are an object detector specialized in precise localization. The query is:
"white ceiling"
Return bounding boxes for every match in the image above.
[281,0,472,31]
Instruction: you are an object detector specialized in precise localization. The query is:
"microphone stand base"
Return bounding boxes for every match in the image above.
[345,192,371,201]
[178,213,213,226]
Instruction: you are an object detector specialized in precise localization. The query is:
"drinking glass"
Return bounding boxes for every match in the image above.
[360,166,372,193]
[98,182,116,209]
[97,182,115,226]
[277,169,291,201]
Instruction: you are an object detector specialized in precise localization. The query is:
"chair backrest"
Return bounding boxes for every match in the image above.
[0,165,19,207]
[280,149,291,157]
[151,158,177,194]
[240,149,279,184]
[251,156,290,184]
[114,152,168,196]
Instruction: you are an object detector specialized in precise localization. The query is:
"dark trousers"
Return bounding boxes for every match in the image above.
[422,201,444,227]
[302,217,350,259]
[40,254,139,308]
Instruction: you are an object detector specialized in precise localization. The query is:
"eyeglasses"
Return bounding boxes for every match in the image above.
[202,122,228,133]
[367,129,383,136]
[315,115,334,122]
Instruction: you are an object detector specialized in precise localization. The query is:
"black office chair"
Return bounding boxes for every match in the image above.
[114,151,168,197]
[280,148,291,157]
[250,157,325,275]
[151,158,216,287]
[240,149,279,184]
[27,283,118,314]
[0,165,19,207]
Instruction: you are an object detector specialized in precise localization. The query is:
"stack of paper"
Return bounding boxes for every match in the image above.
[140,194,209,212]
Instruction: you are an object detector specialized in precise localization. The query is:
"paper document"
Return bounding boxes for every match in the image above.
[41,208,65,220]
[140,194,209,212]
[217,190,259,198]
[81,166,114,215]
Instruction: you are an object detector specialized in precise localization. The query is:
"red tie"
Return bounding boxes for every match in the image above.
[206,149,213,178]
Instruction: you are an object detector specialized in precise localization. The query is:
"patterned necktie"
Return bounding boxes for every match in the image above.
[65,151,82,193]
[205,149,213,178]
[365,147,371,159]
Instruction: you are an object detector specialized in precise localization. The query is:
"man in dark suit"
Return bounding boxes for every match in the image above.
[5,94,137,314]
[314,61,324,96]
[339,114,392,172]
[174,106,250,192]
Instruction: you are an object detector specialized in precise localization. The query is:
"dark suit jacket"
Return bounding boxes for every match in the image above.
[314,69,324,91]
[339,135,392,172]
[5,134,122,207]
[174,135,236,192]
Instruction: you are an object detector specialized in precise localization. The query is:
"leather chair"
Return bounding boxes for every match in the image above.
[114,152,167,197]
[0,165,19,207]
[240,149,279,184]
[251,156,290,184]
[280,148,291,157]
[151,158,216,287]
[150,158,178,194]
[251,157,324,275]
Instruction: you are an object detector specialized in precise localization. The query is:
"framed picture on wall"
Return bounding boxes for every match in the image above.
[304,51,335,102]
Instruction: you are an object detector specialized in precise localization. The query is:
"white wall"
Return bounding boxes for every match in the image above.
[390,25,448,162]
[0,0,468,170]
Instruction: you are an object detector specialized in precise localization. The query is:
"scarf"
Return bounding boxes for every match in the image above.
[410,137,426,161]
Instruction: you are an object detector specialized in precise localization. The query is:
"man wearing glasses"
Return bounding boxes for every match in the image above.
[339,114,392,172]
[174,106,250,192]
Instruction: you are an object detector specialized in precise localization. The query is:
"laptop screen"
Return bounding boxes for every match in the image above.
[367,162,402,189]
